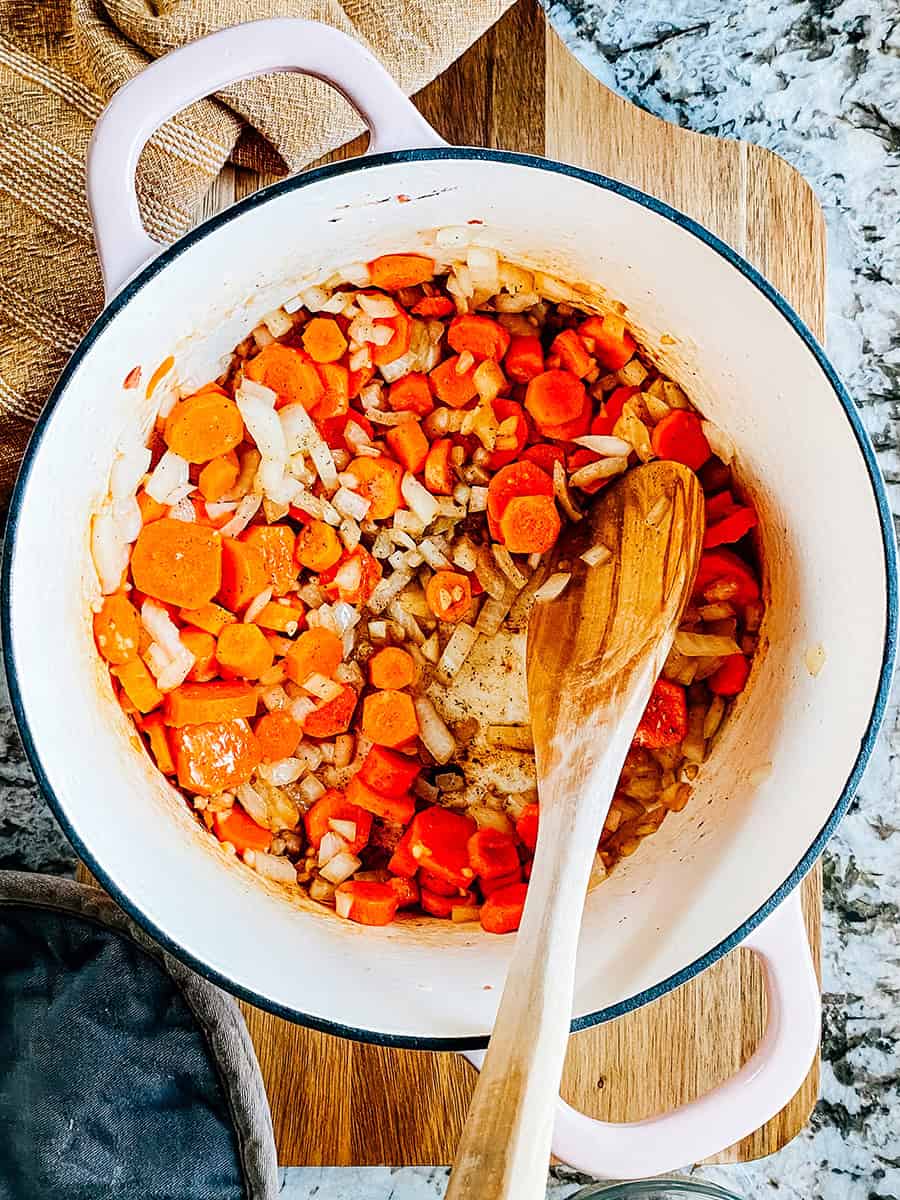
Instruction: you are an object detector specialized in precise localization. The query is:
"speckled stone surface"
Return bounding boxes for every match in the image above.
[1,3,898,1196]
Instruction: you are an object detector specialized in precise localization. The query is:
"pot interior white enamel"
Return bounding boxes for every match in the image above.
[5,152,894,1044]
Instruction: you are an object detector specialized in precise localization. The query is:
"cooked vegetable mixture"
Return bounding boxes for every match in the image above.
[92,242,762,933]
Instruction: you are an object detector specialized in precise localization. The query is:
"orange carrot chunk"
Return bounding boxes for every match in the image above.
[131,519,222,610]
[163,390,244,463]
[164,680,258,727]
[650,411,711,472]
[468,828,520,880]
[447,314,511,362]
[386,420,429,474]
[480,882,528,934]
[285,626,343,686]
[424,437,455,495]
[216,622,274,680]
[172,719,261,795]
[241,524,298,595]
[181,628,218,682]
[141,712,176,775]
[303,685,358,739]
[425,571,472,623]
[295,519,342,573]
[708,654,751,697]
[633,679,687,748]
[369,646,417,690]
[389,876,421,908]
[486,461,555,524]
[361,689,419,748]
[93,593,140,665]
[505,334,545,383]
[254,600,305,635]
[179,602,235,637]
[579,315,636,370]
[218,536,268,612]
[305,788,372,855]
[703,505,758,549]
[515,803,539,851]
[411,295,454,318]
[213,802,272,853]
[318,546,382,606]
[137,490,167,525]
[198,452,240,503]
[346,455,403,520]
[302,316,348,364]
[551,329,594,379]
[389,373,434,416]
[525,369,587,431]
[498,494,561,555]
[693,549,760,609]
[369,254,435,290]
[371,310,413,367]
[245,343,324,412]
[112,657,163,714]
[407,806,476,889]
[430,355,479,408]
[346,773,415,825]
[316,362,351,420]
[590,385,638,437]
[254,710,302,762]
[335,880,400,926]
[359,745,421,798]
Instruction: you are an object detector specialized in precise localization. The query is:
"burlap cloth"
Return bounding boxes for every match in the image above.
[0,0,513,497]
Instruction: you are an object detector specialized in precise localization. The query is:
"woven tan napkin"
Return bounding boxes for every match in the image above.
[0,0,512,496]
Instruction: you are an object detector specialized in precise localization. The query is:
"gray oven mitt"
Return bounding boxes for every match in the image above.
[0,871,278,1200]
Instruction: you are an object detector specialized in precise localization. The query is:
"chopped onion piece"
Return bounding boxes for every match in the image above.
[250,851,297,885]
[702,420,735,465]
[580,543,612,567]
[205,500,238,521]
[333,487,371,522]
[534,572,571,602]
[299,774,327,804]
[262,308,294,339]
[674,631,743,657]
[333,734,356,769]
[394,508,426,536]
[112,496,143,543]
[451,905,481,923]
[571,434,633,456]
[418,538,452,570]
[475,546,509,601]
[334,889,353,918]
[338,262,371,287]
[167,494,196,522]
[236,783,271,829]
[320,851,361,885]
[289,695,317,726]
[339,517,362,551]
[452,537,478,573]
[468,486,488,513]
[319,830,348,867]
[491,544,528,590]
[569,455,629,490]
[260,685,288,712]
[368,568,415,614]
[145,450,189,503]
[258,757,305,786]
[304,674,344,703]
[387,599,426,646]
[357,291,399,319]
[421,633,440,663]
[413,695,456,764]
[238,377,278,408]
[219,493,262,538]
[237,389,287,463]
[329,818,358,842]
[475,588,516,637]
[436,624,479,684]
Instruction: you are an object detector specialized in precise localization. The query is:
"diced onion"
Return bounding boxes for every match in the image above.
[702,420,736,465]
[553,460,582,522]
[580,543,612,567]
[436,624,479,684]
[367,568,414,614]
[413,696,456,764]
[418,537,452,570]
[289,695,317,726]
[318,831,348,867]
[333,487,371,522]
[474,589,515,637]
[329,818,358,842]
[320,851,361,885]
[569,455,629,489]
[300,775,327,804]
[491,544,528,590]
[335,889,353,918]
[237,389,287,462]
[303,673,344,702]
[571,435,633,456]
[236,783,271,828]
[357,292,398,319]
[468,486,488,513]
[674,631,743,657]
[258,757,305,786]
[260,685,288,712]
[145,450,189,503]
[249,851,297,884]
[534,572,571,602]
[219,493,262,538]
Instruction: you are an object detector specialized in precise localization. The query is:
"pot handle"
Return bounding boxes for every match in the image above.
[461,888,819,1180]
[87,18,446,299]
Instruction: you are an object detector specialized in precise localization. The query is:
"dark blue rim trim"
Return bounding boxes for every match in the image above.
[3,148,897,1050]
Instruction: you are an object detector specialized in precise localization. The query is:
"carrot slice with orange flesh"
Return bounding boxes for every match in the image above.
[447,314,510,362]
[346,455,403,519]
[112,657,163,714]
[254,601,305,634]
[146,356,174,400]
[302,316,348,363]
[693,549,760,608]
[346,774,415,824]
[498,494,561,555]
[245,343,324,412]
[141,712,176,775]
[241,524,297,595]
[179,602,235,637]
[171,718,261,795]
[424,437,455,495]
[480,882,528,933]
[515,803,539,851]
[216,622,274,680]
[369,254,435,290]
[303,685,358,738]
[163,390,244,463]
[486,461,554,523]
[198,452,240,502]
[93,593,140,665]
[389,876,421,907]
[163,680,258,727]
[386,420,429,474]
[505,334,545,383]
[550,329,594,379]
[336,880,400,926]
[487,398,528,470]
[359,746,421,798]
[369,646,417,690]
[521,444,566,475]
[524,369,586,431]
[181,629,218,682]
[285,626,343,686]
[411,295,454,318]
[131,519,222,610]
[305,788,372,855]
[361,689,419,748]
[294,519,342,573]
[254,709,302,762]
[137,490,167,525]
[371,310,413,367]
[704,506,757,549]
[389,373,434,416]
[632,678,687,748]
[430,355,479,408]
[708,653,750,696]
[318,546,382,605]
[213,803,272,853]
[316,362,350,419]
[468,828,520,880]
[540,392,592,442]
[579,315,636,370]
[218,536,268,612]
[651,410,712,472]
[425,571,472,623]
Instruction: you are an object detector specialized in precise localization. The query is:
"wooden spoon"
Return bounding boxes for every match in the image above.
[446,460,705,1200]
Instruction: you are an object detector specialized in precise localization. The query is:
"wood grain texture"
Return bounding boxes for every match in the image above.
[150,0,822,1167]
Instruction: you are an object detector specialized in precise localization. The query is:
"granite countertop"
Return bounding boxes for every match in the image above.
[2,1,898,1197]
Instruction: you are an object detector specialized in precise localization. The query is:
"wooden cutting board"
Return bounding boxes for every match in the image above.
[86,0,825,1167]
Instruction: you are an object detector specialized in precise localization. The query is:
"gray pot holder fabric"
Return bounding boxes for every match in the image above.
[0,871,279,1200]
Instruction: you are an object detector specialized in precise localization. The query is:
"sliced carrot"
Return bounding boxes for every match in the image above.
[198,452,240,503]
[498,495,561,555]
[693,549,760,608]
[141,711,176,775]
[411,295,454,318]
[520,444,566,475]
[216,622,274,680]
[541,392,592,442]
[486,461,554,523]
[505,335,545,383]
[303,684,358,738]
[336,880,400,926]
[131,519,222,610]
[347,363,376,401]
[591,385,639,437]
[650,410,711,471]
[430,355,479,408]
[163,390,244,464]
[708,653,751,696]
[359,745,421,798]
[515,803,539,851]
[419,871,459,898]
[137,490,167,525]
[369,254,435,290]
[384,419,428,474]
[387,826,418,876]
[421,888,477,918]
[524,369,586,431]
[447,314,510,362]
[480,868,523,898]
[424,437,455,495]
[346,774,415,825]
[362,689,419,748]
[213,802,272,853]
[295,519,342,573]
[179,602,235,637]
[171,719,261,796]
[388,373,434,416]
[112,657,163,714]
[487,397,528,470]
[371,310,412,367]
[93,593,140,665]
[302,316,348,364]
[347,455,403,519]
[164,680,258,727]
[304,788,371,855]
[254,710,301,762]
[704,506,758,548]
[241,524,297,595]
[467,828,520,880]
[245,343,324,412]
[316,362,350,419]
[389,876,421,907]
[369,646,417,690]
[633,679,687,748]
[320,410,375,452]
[318,546,382,605]
[551,329,594,379]
[578,315,637,370]
[254,600,305,634]
[285,627,343,686]
[181,628,218,682]
[705,491,737,523]
[218,536,268,612]
[425,571,472,623]
[480,882,527,934]
[407,806,476,889]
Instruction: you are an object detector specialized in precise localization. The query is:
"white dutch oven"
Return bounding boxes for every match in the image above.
[3,20,896,1180]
